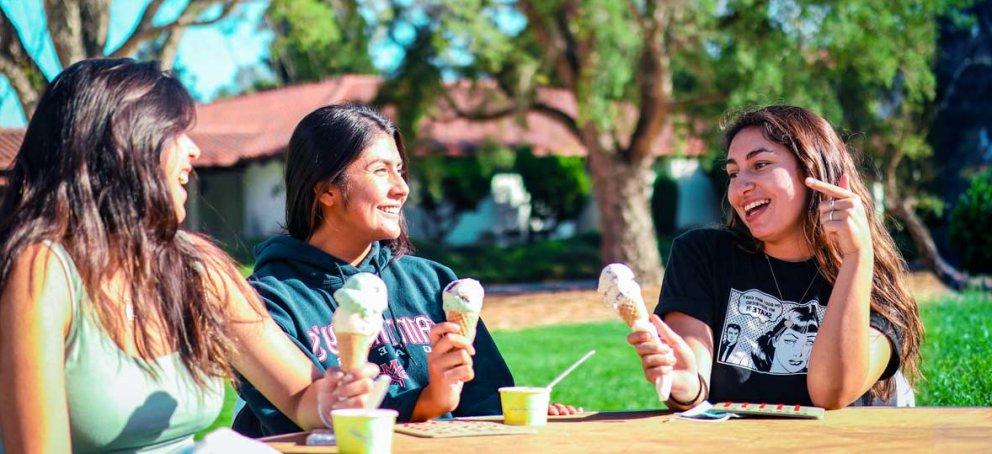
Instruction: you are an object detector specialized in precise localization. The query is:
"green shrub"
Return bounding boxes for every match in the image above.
[651,168,678,236]
[514,149,591,224]
[414,233,601,283]
[949,169,992,274]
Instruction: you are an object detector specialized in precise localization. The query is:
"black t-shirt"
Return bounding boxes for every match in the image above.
[656,228,902,406]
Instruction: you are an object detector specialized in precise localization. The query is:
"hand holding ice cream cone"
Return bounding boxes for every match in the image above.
[599,264,674,401]
[442,278,484,342]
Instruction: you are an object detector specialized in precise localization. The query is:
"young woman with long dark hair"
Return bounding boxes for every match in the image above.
[0,59,376,453]
[234,104,578,436]
[628,105,922,410]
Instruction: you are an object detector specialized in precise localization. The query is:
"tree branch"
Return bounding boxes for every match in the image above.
[44,0,86,66]
[109,0,239,59]
[533,101,581,140]
[438,86,582,142]
[80,0,110,57]
[627,1,673,162]
[439,88,517,121]
[517,0,580,90]
[626,0,650,32]
[0,6,46,117]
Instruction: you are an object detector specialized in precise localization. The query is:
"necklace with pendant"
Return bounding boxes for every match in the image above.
[764,253,820,305]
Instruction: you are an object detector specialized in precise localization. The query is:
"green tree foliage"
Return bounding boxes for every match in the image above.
[264,0,976,283]
[949,168,992,273]
[393,0,973,283]
[266,0,374,82]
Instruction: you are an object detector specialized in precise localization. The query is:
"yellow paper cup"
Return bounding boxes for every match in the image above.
[331,408,398,454]
[499,386,550,426]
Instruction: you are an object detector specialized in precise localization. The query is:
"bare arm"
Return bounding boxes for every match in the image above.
[194,238,373,430]
[807,252,891,409]
[805,175,893,409]
[0,245,73,453]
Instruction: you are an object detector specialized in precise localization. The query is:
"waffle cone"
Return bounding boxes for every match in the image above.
[618,301,648,327]
[335,331,375,373]
[446,310,480,341]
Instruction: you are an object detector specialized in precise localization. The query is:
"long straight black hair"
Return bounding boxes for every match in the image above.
[0,58,247,384]
[284,103,412,257]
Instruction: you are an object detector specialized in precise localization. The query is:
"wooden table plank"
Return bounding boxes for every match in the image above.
[266,408,992,453]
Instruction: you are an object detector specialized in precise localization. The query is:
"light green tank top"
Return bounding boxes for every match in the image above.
[0,243,224,453]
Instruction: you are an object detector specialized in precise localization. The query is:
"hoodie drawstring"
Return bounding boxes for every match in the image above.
[373,257,417,366]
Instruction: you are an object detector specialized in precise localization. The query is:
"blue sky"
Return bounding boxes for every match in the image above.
[0,0,275,127]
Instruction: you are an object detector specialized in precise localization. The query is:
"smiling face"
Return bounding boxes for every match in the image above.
[321,134,409,245]
[725,127,809,247]
[161,133,200,223]
[770,326,816,374]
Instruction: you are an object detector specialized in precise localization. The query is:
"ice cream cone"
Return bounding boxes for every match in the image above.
[336,331,375,373]
[617,300,648,327]
[446,310,480,341]
[442,278,485,343]
[332,273,388,374]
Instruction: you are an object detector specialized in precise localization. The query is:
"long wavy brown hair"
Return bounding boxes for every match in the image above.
[0,58,251,385]
[721,105,923,400]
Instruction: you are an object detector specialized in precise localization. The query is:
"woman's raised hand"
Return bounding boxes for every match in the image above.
[627,314,700,405]
[805,174,872,260]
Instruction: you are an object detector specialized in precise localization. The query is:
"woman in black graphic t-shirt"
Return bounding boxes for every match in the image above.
[627,106,922,410]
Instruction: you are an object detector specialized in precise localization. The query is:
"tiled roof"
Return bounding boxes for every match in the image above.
[0,128,23,169]
[0,75,705,171]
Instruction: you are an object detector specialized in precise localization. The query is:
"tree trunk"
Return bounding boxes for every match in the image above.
[587,145,663,285]
[884,152,966,289]
[0,9,45,117]
[886,195,966,290]
[45,0,88,67]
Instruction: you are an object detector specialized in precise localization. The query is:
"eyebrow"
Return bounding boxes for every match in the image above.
[725,148,775,167]
[364,158,402,168]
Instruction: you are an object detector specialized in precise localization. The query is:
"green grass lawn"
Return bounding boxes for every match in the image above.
[200,291,991,436]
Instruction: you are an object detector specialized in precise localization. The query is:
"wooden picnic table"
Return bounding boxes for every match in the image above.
[264,407,992,453]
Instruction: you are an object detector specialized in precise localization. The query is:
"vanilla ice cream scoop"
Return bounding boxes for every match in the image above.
[333,273,388,336]
[442,278,485,314]
[598,263,646,317]
[598,263,636,297]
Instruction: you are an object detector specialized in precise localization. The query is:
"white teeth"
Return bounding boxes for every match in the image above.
[744,199,770,212]
[379,206,400,214]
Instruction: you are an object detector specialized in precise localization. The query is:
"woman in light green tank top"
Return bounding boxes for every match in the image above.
[0,59,380,453]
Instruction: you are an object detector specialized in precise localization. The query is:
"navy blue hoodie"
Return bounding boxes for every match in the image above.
[234,236,514,436]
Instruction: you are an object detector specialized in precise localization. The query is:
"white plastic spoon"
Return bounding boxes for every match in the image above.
[545,350,596,391]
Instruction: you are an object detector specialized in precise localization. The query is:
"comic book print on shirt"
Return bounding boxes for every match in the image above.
[716,288,826,375]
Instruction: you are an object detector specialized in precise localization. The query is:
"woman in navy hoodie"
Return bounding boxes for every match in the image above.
[235,104,576,436]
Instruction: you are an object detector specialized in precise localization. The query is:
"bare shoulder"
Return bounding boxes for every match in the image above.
[1,242,74,335]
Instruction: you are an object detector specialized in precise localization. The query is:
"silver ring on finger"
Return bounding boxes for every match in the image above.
[829,210,834,222]
[831,199,835,209]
